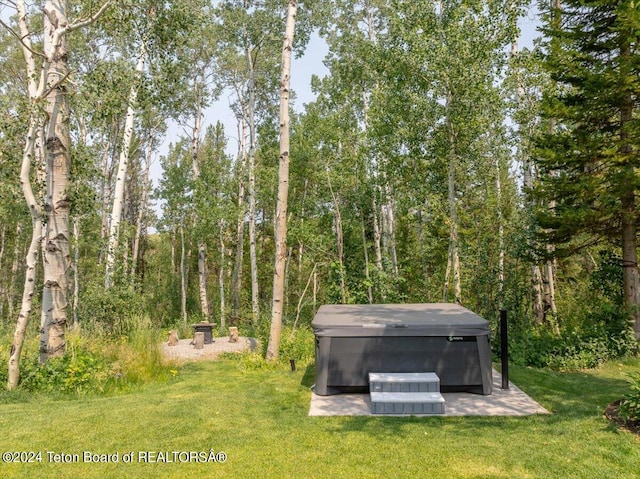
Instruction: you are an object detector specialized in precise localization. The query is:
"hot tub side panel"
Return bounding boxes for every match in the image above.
[314,335,492,396]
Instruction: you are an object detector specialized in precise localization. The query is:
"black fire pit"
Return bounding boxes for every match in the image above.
[192,322,216,344]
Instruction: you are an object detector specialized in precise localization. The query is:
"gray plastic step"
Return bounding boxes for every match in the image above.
[370,391,446,415]
[369,372,440,393]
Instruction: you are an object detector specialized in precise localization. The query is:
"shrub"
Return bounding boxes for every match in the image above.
[76,283,146,336]
[0,321,173,398]
[618,372,640,422]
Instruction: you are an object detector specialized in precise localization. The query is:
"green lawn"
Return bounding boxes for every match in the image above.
[0,357,638,479]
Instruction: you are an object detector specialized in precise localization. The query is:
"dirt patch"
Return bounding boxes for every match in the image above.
[604,400,640,438]
[160,336,259,363]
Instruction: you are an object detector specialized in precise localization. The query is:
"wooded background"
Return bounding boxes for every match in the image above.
[1,0,639,387]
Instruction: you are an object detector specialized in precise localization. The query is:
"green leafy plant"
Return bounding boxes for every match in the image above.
[618,372,640,422]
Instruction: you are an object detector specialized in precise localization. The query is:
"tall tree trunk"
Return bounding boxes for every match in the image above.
[361,213,373,304]
[218,224,226,329]
[620,35,640,338]
[382,188,399,277]
[231,116,247,325]
[7,224,23,320]
[190,84,211,321]
[180,224,188,324]
[246,45,260,323]
[106,41,147,289]
[496,158,505,307]
[8,113,45,388]
[372,194,383,271]
[266,0,297,361]
[445,93,461,304]
[72,217,80,325]
[40,0,73,362]
[327,167,347,303]
[131,131,153,281]
[98,141,112,264]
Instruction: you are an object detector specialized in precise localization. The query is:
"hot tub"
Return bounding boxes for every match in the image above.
[312,303,493,396]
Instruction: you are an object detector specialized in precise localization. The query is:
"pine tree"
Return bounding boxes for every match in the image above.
[534,0,640,337]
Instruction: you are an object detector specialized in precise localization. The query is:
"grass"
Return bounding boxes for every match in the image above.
[0,356,638,478]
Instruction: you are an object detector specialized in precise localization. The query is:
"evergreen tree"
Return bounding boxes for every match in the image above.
[534,0,640,337]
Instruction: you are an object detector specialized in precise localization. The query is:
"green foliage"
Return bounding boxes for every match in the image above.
[230,324,315,371]
[75,283,147,336]
[507,317,638,372]
[0,324,172,397]
[618,372,640,422]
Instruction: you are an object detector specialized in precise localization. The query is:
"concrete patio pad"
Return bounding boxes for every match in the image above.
[309,369,549,417]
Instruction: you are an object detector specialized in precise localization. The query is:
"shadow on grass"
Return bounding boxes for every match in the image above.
[301,363,315,389]
[509,366,631,417]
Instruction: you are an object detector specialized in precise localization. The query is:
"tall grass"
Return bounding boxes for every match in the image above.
[0,314,173,400]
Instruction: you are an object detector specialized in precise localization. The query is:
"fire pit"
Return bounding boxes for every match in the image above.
[192,322,216,345]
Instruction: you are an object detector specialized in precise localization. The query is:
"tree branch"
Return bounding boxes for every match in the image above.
[0,18,47,60]
[67,0,114,32]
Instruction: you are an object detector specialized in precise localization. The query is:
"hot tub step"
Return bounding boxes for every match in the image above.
[370,392,445,415]
[369,372,440,393]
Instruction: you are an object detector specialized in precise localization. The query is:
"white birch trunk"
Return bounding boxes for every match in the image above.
[496,159,505,306]
[219,224,226,329]
[445,93,461,304]
[190,87,211,321]
[39,0,75,362]
[9,0,48,387]
[99,142,112,264]
[372,195,383,270]
[72,217,80,324]
[8,225,24,320]
[231,116,247,323]
[266,0,297,361]
[8,111,44,387]
[105,41,147,289]
[131,132,153,280]
[361,215,373,304]
[180,225,188,324]
[246,46,260,323]
[327,166,347,303]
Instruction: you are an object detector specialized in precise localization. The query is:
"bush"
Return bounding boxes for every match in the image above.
[618,372,640,422]
[226,325,315,372]
[75,283,146,336]
[0,322,173,398]
[505,323,638,372]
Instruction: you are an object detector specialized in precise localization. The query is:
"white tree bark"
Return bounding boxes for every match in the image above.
[266,0,297,361]
[245,45,260,324]
[361,214,374,304]
[72,217,80,324]
[496,158,505,306]
[231,115,247,323]
[445,93,461,304]
[190,85,211,321]
[327,165,347,304]
[8,113,44,387]
[131,131,153,281]
[39,0,73,362]
[180,224,188,324]
[99,141,112,264]
[218,224,226,329]
[105,41,147,289]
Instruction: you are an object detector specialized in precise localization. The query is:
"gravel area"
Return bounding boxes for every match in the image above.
[160,336,259,363]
